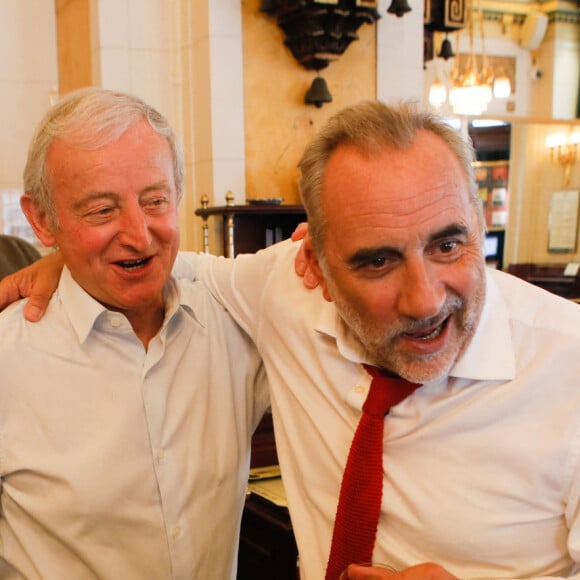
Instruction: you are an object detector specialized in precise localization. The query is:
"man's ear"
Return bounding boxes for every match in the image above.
[303,237,333,302]
[20,194,58,248]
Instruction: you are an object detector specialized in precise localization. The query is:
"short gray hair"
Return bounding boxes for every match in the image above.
[23,86,184,228]
[298,100,482,256]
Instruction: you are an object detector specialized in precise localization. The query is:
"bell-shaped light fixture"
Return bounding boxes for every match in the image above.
[305,76,332,108]
[387,0,412,18]
[437,34,455,60]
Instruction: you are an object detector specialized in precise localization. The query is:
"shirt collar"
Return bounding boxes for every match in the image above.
[450,269,515,380]
[58,267,204,344]
[313,268,515,381]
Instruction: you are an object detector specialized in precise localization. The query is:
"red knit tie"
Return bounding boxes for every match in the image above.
[325,365,420,580]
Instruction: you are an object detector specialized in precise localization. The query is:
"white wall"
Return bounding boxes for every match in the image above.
[94,0,181,128]
[0,0,58,191]
[0,1,58,242]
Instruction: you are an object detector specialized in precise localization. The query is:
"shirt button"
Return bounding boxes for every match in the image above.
[110,318,122,328]
[354,384,366,394]
[156,448,165,462]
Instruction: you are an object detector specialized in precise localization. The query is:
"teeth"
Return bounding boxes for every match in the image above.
[418,324,444,341]
[118,258,148,270]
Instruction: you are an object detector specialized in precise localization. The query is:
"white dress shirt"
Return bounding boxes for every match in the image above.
[181,240,580,580]
[0,267,269,580]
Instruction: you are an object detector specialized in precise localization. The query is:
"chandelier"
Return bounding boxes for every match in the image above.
[428,0,512,116]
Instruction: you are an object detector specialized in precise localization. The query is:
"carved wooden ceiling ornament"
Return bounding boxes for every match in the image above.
[261,0,381,72]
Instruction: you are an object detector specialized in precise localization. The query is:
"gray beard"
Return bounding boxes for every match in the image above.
[332,290,483,384]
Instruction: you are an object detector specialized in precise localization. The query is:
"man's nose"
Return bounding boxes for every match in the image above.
[116,206,152,250]
[395,260,446,320]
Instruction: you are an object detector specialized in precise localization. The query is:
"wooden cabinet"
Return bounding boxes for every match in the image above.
[194,200,306,257]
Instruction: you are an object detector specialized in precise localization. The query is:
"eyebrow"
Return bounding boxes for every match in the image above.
[430,223,469,242]
[140,181,172,195]
[346,222,470,269]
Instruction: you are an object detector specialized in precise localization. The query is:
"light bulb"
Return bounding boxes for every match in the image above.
[429,79,447,107]
[493,75,511,98]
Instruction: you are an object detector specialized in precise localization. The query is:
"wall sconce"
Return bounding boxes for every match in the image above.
[547,129,580,188]
[261,0,381,108]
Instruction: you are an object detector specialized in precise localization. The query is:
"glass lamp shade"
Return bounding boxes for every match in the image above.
[546,132,567,148]
[429,79,447,107]
[449,83,492,115]
[493,74,511,98]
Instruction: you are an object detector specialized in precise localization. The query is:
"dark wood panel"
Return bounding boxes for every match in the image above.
[507,263,580,300]
[237,495,298,580]
[251,413,279,468]
[469,124,511,161]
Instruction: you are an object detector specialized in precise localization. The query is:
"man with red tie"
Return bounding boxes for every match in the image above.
[4,101,580,580]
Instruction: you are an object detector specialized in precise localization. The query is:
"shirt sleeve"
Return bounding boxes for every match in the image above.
[521,415,580,579]
[560,422,580,577]
[173,240,295,342]
[171,251,205,281]
[203,241,295,341]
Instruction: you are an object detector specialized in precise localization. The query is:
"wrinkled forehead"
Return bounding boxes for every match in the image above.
[322,134,475,224]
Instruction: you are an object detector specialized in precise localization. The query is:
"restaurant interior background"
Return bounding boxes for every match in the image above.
[0,0,579,272]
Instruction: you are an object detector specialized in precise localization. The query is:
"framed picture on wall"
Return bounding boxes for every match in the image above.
[548,189,580,253]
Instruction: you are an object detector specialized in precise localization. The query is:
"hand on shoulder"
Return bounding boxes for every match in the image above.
[0,250,64,321]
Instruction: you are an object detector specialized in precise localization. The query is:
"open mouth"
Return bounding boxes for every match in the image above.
[115,257,151,271]
[402,316,449,342]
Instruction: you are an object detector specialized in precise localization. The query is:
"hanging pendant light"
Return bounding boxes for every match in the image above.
[429,76,447,107]
[448,0,493,116]
[305,76,332,108]
[387,0,412,18]
[493,70,512,98]
[437,33,455,60]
